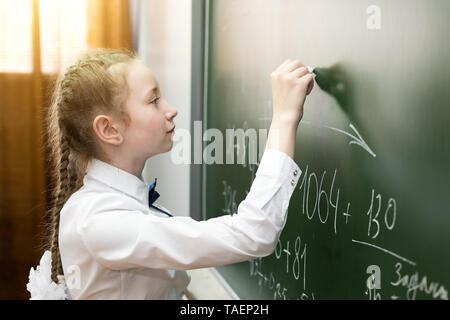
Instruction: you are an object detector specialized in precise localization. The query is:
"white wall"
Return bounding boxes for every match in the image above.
[136,0,192,217]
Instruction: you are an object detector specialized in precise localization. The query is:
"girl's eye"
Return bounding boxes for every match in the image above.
[150,97,161,105]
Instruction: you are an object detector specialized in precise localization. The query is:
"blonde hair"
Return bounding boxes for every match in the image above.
[44,48,138,283]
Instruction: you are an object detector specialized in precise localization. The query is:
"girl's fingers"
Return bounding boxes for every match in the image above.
[273,59,307,75]
[286,60,305,73]
[274,59,292,73]
[291,66,308,79]
[301,73,315,95]
[306,78,314,95]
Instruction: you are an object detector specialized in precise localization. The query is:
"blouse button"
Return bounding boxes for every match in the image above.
[293,169,298,176]
[290,179,295,186]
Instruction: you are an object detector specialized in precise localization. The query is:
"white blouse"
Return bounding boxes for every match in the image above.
[58,148,301,299]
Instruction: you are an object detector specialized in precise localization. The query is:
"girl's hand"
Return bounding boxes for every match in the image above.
[270,59,314,127]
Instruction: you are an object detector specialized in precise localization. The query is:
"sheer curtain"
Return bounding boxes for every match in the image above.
[0,0,132,299]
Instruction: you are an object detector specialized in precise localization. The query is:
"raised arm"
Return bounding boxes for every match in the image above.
[266,59,314,159]
[78,59,315,271]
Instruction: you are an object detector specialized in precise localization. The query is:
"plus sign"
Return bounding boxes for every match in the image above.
[283,241,291,273]
[343,202,351,224]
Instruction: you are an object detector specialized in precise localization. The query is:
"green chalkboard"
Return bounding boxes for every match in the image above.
[204,0,450,300]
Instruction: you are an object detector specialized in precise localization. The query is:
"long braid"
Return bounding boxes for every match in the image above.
[50,131,71,283]
[48,90,81,283]
[68,152,79,194]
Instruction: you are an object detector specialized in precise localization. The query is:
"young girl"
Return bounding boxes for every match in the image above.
[26,48,314,299]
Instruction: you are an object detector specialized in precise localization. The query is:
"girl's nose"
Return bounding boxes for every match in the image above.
[165,104,178,120]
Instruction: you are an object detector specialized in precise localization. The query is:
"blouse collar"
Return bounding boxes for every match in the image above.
[84,158,149,206]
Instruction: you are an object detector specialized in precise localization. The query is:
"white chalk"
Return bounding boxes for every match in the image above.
[306,66,314,74]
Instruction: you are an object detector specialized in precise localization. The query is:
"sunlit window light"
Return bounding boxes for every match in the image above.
[0,0,87,74]
[39,0,87,73]
[0,0,33,73]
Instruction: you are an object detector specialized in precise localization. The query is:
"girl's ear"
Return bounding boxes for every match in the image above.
[93,115,123,145]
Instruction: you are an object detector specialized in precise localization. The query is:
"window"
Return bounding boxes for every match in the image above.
[0,0,87,73]
[0,0,33,72]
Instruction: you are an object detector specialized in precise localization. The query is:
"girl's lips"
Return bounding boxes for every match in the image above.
[168,126,175,133]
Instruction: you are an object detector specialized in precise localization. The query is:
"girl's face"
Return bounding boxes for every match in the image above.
[122,60,178,158]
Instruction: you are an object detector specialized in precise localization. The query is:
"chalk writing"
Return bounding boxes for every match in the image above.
[298,165,351,235]
[249,234,313,300]
[222,180,237,215]
[351,239,416,267]
[391,262,448,300]
[366,189,397,239]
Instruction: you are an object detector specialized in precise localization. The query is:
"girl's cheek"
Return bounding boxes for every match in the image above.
[147,118,162,136]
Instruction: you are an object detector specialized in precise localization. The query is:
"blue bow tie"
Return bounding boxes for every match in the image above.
[148,178,173,217]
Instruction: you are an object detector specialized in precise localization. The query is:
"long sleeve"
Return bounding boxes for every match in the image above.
[78,149,302,271]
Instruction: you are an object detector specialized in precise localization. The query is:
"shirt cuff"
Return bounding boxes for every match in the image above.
[256,148,302,191]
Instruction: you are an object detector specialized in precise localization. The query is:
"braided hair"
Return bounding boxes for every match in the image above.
[44,48,137,283]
